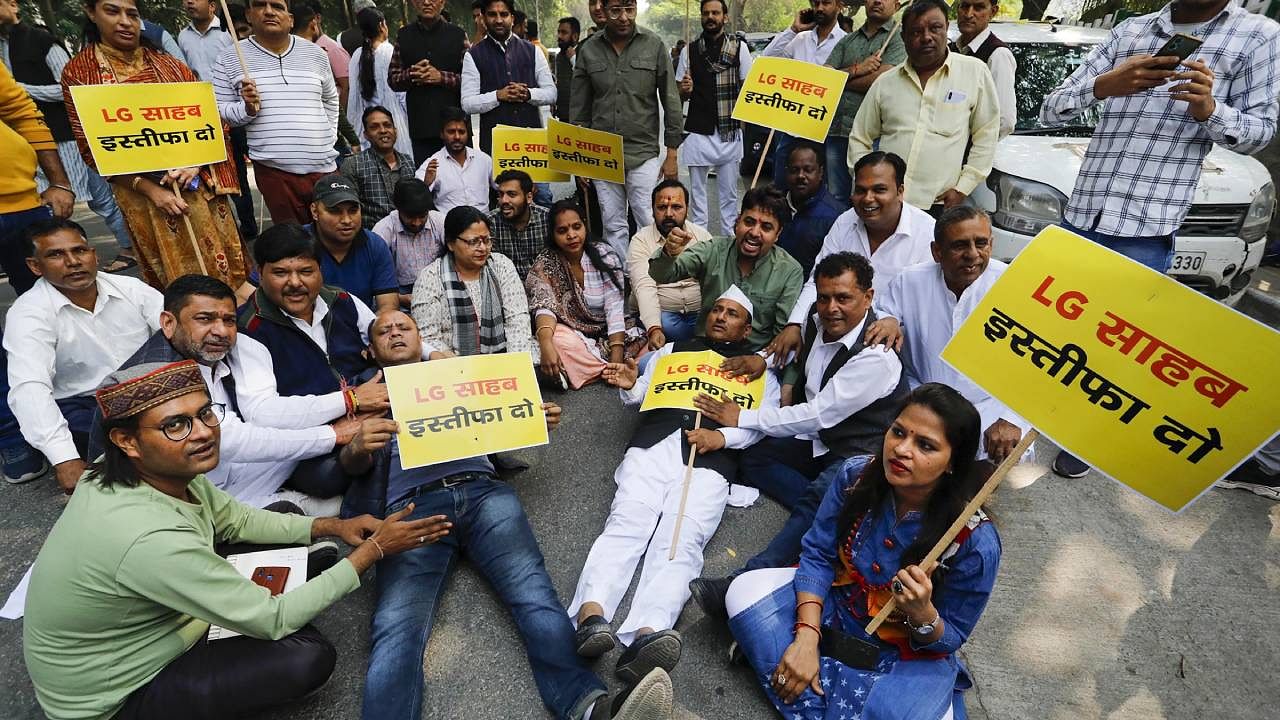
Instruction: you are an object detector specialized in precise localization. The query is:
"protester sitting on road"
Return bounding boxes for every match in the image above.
[527,200,648,389]
[774,142,844,277]
[341,310,676,720]
[340,106,417,231]
[627,180,712,351]
[725,383,1001,720]
[872,207,1031,465]
[414,106,493,216]
[569,287,780,683]
[4,218,162,493]
[648,186,804,353]
[346,8,414,158]
[306,174,400,313]
[411,205,532,359]
[488,169,551,278]
[688,252,910,618]
[23,359,439,720]
[372,177,445,306]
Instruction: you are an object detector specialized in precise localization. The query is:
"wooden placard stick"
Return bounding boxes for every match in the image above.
[218,0,253,81]
[863,429,1040,635]
[171,180,209,275]
[749,128,775,189]
[667,411,703,560]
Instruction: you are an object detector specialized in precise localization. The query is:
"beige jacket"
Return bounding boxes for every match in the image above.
[627,221,712,331]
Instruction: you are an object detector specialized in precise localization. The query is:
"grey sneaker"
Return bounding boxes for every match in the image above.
[591,668,673,720]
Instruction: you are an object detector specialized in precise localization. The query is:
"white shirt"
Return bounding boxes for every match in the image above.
[460,36,557,115]
[415,146,494,216]
[787,202,935,326]
[875,260,1031,455]
[230,334,349,429]
[4,276,163,465]
[284,294,378,354]
[739,312,902,457]
[761,24,847,66]
[960,29,1017,138]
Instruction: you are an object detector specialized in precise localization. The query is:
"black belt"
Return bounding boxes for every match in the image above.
[411,471,488,498]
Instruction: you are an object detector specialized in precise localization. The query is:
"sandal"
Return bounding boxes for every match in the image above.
[102,254,138,273]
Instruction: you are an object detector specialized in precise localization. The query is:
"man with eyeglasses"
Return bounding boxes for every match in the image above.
[571,0,684,263]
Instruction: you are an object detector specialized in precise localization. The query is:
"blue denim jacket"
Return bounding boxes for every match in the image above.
[793,456,1002,656]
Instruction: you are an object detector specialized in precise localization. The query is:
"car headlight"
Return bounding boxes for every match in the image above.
[1240,182,1274,243]
[989,172,1070,236]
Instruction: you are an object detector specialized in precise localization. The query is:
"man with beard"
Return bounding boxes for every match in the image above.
[305,174,400,313]
[848,0,1000,212]
[774,141,843,277]
[649,186,803,352]
[569,287,779,681]
[675,0,753,236]
[387,0,468,166]
[553,16,580,120]
[873,207,1030,464]
[371,177,445,305]
[341,107,418,230]
[822,0,905,203]
[572,0,683,262]
[488,169,549,277]
[88,274,373,513]
[628,180,713,350]
[953,0,1016,138]
[461,0,556,156]
[415,107,494,216]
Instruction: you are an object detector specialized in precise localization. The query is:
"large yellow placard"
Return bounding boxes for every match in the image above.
[547,118,625,184]
[730,56,846,142]
[69,82,225,176]
[941,226,1280,511]
[641,351,766,413]
[385,354,548,468]
[492,125,570,182]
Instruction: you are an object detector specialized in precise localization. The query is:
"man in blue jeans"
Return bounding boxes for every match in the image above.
[340,310,674,720]
[1039,0,1280,478]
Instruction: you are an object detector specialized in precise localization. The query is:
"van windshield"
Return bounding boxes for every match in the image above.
[1011,42,1103,135]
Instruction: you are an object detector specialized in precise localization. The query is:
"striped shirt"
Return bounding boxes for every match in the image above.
[1040,1,1280,237]
[213,36,339,175]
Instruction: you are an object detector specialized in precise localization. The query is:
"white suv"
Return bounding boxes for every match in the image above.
[969,22,1274,305]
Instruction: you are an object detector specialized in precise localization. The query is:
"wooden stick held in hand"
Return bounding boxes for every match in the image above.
[218,0,252,81]
[668,411,703,561]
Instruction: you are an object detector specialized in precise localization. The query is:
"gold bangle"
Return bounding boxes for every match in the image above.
[536,325,554,337]
[365,538,385,560]
[608,340,625,348]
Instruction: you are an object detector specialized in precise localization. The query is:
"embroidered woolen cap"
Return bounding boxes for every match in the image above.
[96,360,206,421]
[716,284,754,319]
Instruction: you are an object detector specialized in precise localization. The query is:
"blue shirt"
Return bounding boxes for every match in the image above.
[777,186,844,277]
[386,436,496,507]
[307,225,399,309]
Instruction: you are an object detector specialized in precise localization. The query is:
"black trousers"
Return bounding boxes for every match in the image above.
[411,137,444,169]
[113,624,336,720]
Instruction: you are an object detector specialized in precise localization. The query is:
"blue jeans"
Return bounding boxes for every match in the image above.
[1061,221,1173,272]
[825,136,852,209]
[55,395,98,459]
[363,477,604,720]
[534,182,554,208]
[736,437,844,574]
[660,310,699,343]
[0,204,52,295]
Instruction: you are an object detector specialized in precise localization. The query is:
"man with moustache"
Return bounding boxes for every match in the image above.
[461,0,556,156]
[488,169,549,277]
[873,207,1030,464]
[676,0,753,236]
[766,152,933,364]
[415,107,494,216]
[305,174,400,313]
[341,107,418,230]
[774,141,843,277]
[953,0,1016,138]
[628,180,713,349]
[572,0,683,262]
[688,252,910,620]
[388,0,468,166]
[649,187,803,352]
[822,0,906,203]
[848,0,1000,212]
[553,16,580,120]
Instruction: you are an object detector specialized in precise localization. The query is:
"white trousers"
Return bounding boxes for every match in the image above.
[688,162,741,237]
[568,432,729,645]
[595,156,662,262]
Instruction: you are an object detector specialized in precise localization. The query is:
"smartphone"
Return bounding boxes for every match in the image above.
[1155,32,1203,62]
[251,566,290,596]
[818,624,880,670]
[799,8,815,24]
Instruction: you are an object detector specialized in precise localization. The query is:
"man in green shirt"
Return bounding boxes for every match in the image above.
[648,186,804,351]
[823,0,906,206]
[570,0,683,262]
[23,359,443,720]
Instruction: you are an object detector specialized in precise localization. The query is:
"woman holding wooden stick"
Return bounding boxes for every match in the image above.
[726,383,1002,719]
[62,0,250,293]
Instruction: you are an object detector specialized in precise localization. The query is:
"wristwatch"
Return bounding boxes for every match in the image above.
[904,611,938,636]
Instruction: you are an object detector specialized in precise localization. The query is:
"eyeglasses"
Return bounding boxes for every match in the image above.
[143,403,226,442]
[607,6,638,18]
[454,235,492,248]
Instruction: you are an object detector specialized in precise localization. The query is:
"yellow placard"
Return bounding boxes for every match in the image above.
[385,354,548,468]
[640,351,766,413]
[491,125,570,183]
[730,56,846,142]
[547,118,625,184]
[69,82,225,176]
[941,226,1280,512]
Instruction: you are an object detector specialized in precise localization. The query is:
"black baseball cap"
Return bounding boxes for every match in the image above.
[312,174,361,208]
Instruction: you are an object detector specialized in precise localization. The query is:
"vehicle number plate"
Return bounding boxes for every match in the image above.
[1168,251,1205,273]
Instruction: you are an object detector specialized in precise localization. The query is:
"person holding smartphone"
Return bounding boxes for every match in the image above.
[1039,0,1280,479]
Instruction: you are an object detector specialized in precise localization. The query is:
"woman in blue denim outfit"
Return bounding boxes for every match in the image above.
[726,383,1001,720]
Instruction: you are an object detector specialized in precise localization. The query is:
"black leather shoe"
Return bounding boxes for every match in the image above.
[615,630,682,686]
[575,615,617,658]
[688,576,733,621]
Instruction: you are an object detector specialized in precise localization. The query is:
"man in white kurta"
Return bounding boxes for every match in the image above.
[569,286,778,680]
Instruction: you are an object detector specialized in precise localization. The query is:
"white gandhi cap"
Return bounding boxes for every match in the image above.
[716,284,754,319]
